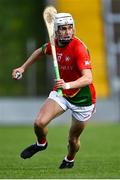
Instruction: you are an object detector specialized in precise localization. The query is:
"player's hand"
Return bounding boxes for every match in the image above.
[12,67,24,80]
[55,79,70,90]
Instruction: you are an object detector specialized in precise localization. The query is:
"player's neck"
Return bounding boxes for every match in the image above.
[58,41,67,47]
[58,40,71,48]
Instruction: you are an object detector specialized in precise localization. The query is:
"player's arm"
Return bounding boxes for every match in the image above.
[66,69,93,89]
[12,45,47,79]
[60,41,92,89]
[55,69,92,90]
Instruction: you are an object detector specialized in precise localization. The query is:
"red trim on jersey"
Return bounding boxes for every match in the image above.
[89,84,96,104]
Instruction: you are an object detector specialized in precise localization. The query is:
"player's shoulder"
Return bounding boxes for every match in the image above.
[41,42,51,55]
[73,37,88,49]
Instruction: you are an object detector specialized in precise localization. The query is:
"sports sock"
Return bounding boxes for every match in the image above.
[65,156,74,162]
[37,141,47,147]
[37,138,47,147]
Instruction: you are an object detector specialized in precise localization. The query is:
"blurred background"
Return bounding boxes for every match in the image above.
[0,0,120,124]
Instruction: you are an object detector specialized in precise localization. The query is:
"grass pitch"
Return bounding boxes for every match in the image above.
[0,122,120,179]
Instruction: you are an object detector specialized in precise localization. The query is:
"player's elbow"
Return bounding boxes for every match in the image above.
[86,75,93,85]
[82,69,93,85]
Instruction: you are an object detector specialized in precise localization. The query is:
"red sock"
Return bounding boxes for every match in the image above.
[38,138,46,144]
[67,155,74,161]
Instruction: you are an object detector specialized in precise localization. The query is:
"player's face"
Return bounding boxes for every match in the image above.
[57,24,74,44]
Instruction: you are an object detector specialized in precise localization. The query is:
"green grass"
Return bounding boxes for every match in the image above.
[0,123,120,179]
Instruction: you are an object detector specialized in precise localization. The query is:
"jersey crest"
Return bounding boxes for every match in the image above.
[65,56,71,62]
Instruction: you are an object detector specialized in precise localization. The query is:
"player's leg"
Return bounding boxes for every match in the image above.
[67,117,88,159]
[59,103,96,169]
[20,98,65,159]
[34,98,64,144]
[59,117,88,169]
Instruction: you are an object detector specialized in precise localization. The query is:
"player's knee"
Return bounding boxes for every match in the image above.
[34,119,45,128]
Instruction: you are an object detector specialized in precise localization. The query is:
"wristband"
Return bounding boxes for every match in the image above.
[65,83,71,89]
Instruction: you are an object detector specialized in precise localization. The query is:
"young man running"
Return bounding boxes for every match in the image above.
[12,12,96,169]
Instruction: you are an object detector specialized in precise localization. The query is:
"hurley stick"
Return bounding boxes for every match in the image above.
[43,6,63,96]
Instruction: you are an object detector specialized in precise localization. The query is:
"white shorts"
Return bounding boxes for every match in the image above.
[48,91,96,122]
